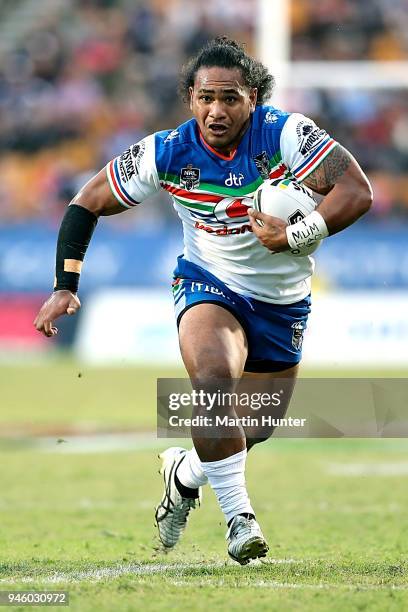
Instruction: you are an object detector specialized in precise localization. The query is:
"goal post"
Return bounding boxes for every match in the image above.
[256,0,408,94]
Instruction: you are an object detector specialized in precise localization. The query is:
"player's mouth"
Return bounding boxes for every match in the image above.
[207,123,229,136]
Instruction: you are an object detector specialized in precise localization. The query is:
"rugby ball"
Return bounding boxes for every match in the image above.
[253,180,320,256]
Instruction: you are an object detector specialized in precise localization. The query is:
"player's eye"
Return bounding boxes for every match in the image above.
[200,95,212,102]
[225,96,237,103]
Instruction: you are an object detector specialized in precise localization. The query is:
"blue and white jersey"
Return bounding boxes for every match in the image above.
[106,106,337,304]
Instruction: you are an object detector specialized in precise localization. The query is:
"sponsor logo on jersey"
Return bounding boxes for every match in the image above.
[291,321,306,351]
[296,121,327,156]
[253,151,270,179]
[264,111,279,124]
[118,141,146,183]
[118,149,136,183]
[194,221,253,236]
[213,197,252,223]
[131,141,145,170]
[164,130,179,143]
[225,172,244,187]
[180,164,200,191]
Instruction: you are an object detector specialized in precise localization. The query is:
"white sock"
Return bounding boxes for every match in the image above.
[200,449,254,524]
[176,447,208,489]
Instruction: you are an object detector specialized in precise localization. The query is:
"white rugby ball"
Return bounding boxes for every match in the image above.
[253,180,320,256]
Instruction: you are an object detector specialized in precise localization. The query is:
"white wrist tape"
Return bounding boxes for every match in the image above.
[286,210,329,254]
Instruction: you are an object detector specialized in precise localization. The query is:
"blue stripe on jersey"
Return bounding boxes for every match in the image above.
[291,136,331,174]
[113,159,139,205]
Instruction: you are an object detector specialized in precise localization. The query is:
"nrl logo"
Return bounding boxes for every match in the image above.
[180,164,200,191]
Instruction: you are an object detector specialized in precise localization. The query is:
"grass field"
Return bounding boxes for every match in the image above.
[0,361,407,611]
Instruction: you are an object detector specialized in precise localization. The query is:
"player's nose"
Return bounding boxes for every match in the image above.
[208,100,227,120]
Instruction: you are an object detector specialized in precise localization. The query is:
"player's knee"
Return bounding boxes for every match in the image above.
[190,362,237,385]
[189,362,238,415]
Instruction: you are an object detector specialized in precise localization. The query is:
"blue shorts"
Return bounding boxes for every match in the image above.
[172,256,311,373]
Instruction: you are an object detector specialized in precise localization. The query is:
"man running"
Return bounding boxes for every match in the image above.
[34,37,372,564]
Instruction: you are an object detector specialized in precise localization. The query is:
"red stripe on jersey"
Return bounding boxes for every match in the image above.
[296,140,335,179]
[108,161,136,207]
[162,184,223,203]
[269,163,287,179]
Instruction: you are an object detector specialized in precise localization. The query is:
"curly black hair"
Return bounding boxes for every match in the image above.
[179,37,275,106]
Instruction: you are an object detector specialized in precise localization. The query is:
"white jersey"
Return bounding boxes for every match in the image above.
[106,106,337,304]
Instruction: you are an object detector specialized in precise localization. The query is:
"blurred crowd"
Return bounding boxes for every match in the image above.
[0,0,407,224]
[291,0,408,61]
[290,0,408,220]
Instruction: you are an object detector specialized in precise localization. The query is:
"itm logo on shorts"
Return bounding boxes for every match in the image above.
[190,282,232,301]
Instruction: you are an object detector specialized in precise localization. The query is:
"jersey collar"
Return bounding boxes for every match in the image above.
[199,131,238,161]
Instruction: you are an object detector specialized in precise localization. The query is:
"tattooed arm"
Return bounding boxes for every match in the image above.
[302,144,373,235]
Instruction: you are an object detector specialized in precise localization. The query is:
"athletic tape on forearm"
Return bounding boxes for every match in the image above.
[285,210,329,254]
[54,204,98,292]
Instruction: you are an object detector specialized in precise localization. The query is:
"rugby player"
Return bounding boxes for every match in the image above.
[34,38,372,564]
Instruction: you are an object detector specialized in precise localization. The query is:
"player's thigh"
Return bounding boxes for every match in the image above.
[178,303,248,379]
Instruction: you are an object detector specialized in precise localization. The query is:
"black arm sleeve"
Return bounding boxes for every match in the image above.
[54,204,98,292]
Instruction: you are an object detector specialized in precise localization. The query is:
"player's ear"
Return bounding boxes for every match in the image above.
[188,86,194,110]
[249,88,258,112]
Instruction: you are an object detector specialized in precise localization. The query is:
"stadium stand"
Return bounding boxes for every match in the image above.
[0,0,406,222]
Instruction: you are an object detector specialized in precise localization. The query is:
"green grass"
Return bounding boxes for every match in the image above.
[0,361,183,429]
[1,443,408,611]
[0,361,408,610]
[0,359,406,429]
